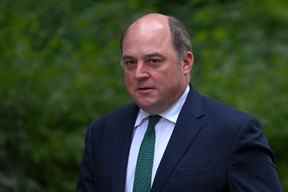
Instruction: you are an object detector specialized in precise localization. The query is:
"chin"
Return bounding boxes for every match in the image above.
[138,102,166,114]
[136,100,157,112]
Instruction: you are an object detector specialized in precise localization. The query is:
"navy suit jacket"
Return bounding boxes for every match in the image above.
[77,88,282,192]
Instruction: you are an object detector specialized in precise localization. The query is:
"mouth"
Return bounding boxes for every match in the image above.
[136,87,155,93]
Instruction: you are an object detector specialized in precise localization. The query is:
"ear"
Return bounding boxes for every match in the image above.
[182,51,194,75]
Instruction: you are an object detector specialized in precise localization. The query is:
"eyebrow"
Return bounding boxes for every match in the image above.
[122,55,135,60]
[143,53,164,59]
[122,53,164,60]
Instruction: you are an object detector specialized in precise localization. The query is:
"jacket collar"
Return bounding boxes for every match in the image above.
[151,87,207,191]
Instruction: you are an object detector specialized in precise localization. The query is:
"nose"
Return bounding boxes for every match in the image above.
[135,61,149,79]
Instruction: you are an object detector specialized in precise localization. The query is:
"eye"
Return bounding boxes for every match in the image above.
[146,57,163,66]
[124,59,136,65]
[122,58,137,70]
[149,58,161,64]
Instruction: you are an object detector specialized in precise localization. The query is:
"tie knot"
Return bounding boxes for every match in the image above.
[148,115,161,128]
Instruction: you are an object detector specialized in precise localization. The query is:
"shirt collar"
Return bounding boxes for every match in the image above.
[134,109,149,127]
[134,85,190,127]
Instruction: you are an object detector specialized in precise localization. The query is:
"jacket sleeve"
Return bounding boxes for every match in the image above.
[228,118,283,192]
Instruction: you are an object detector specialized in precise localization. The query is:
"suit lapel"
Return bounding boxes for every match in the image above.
[109,104,138,192]
[151,88,207,192]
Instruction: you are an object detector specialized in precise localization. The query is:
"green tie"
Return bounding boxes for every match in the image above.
[133,115,161,192]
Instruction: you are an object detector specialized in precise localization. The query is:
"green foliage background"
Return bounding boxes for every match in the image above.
[0,0,287,191]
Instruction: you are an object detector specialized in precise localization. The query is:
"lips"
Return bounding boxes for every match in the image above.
[136,87,155,94]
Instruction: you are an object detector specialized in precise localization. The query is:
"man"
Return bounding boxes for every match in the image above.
[77,13,282,192]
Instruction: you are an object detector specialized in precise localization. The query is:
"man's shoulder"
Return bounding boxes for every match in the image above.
[197,92,257,125]
[105,103,138,119]
[85,103,137,136]
[192,92,263,143]
[91,103,138,126]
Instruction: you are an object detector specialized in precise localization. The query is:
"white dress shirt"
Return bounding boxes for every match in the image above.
[125,86,190,192]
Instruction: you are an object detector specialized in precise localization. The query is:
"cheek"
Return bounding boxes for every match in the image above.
[124,74,135,91]
[124,72,131,83]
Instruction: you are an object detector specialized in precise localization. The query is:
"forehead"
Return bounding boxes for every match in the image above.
[122,18,174,56]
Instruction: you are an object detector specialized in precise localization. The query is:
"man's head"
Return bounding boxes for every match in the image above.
[121,13,194,114]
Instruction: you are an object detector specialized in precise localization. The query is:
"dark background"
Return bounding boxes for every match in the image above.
[0,0,287,191]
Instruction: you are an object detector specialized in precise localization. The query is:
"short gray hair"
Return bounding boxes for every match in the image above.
[168,16,192,59]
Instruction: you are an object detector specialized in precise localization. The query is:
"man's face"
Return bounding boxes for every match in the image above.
[122,18,190,113]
